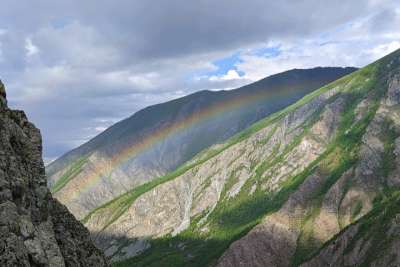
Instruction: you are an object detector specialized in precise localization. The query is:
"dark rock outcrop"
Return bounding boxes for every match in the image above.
[0,80,109,266]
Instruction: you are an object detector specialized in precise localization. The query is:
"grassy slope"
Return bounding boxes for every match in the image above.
[50,156,89,194]
[86,49,399,266]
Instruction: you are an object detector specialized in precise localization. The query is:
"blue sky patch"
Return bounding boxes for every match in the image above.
[189,44,284,81]
[249,45,282,58]
[187,51,245,81]
[211,51,244,76]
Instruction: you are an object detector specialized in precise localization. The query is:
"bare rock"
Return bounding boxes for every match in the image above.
[0,82,109,266]
[385,74,400,106]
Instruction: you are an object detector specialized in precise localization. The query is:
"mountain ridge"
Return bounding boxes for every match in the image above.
[46,66,356,220]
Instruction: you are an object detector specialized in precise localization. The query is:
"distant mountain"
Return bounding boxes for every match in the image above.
[82,49,400,266]
[46,67,356,219]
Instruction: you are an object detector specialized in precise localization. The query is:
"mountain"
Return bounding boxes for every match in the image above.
[79,48,400,266]
[46,67,356,220]
[0,82,109,266]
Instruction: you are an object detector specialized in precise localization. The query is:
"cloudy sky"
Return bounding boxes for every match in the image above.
[1,0,399,162]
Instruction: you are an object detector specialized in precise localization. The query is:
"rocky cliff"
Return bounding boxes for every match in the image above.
[80,49,400,267]
[0,82,109,266]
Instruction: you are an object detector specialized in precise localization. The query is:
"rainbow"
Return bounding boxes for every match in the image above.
[59,84,305,204]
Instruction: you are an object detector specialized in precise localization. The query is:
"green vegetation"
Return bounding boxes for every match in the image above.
[293,205,323,266]
[356,190,400,266]
[220,165,243,199]
[50,156,89,194]
[351,200,363,221]
[382,117,399,179]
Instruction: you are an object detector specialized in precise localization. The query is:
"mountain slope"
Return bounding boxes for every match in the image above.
[215,50,400,266]
[300,191,400,266]
[46,67,355,220]
[81,49,400,266]
[0,82,109,266]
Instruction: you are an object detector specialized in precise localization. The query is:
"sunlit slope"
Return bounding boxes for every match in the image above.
[82,49,400,266]
[47,67,355,220]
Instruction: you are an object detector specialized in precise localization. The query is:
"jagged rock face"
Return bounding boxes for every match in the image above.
[79,49,400,266]
[385,74,400,106]
[0,81,109,266]
[46,67,356,220]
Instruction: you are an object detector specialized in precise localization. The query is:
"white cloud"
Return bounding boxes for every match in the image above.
[209,69,244,81]
[43,157,57,166]
[95,126,108,132]
[25,37,39,56]
[367,41,400,59]
[234,14,400,81]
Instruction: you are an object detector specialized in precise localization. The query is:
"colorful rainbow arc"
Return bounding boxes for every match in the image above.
[60,85,300,204]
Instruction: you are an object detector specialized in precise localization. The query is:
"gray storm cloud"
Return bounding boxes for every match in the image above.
[0,0,398,161]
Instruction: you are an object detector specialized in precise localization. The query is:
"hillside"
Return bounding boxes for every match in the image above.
[80,49,400,266]
[0,82,109,266]
[46,67,355,220]
[301,191,400,266]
